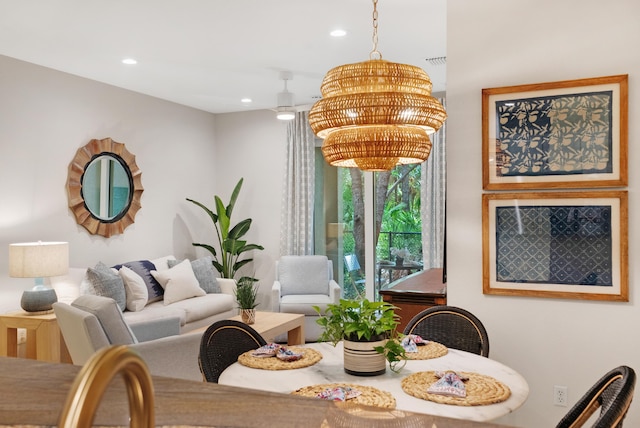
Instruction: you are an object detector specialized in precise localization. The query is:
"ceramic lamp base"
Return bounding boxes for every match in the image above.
[21,288,58,312]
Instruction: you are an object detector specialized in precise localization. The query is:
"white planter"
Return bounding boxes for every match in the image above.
[217,278,237,295]
[343,338,387,376]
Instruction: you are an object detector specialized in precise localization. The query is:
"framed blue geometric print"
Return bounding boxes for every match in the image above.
[482,191,628,301]
[483,75,627,190]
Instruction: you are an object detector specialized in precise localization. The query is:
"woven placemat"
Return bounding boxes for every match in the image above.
[401,371,511,406]
[238,347,322,370]
[404,341,448,360]
[320,404,426,428]
[292,383,396,409]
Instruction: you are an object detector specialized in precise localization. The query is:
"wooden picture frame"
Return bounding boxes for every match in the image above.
[482,191,628,301]
[482,75,628,190]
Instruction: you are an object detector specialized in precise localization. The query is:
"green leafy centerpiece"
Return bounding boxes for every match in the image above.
[314,299,406,376]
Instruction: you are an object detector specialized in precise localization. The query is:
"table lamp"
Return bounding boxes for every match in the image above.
[9,241,69,313]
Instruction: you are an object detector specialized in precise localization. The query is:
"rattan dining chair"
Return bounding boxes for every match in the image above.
[403,305,490,357]
[199,319,267,383]
[556,365,636,428]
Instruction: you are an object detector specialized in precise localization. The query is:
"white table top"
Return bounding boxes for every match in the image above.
[219,341,529,422]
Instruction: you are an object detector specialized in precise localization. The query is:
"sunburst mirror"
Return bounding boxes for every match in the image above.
[66,137,144,238]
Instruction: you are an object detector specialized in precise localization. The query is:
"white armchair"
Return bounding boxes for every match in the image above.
[53,295,203,381]
[271,255,341,342]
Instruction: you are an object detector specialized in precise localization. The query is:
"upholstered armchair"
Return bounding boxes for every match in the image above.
[271,255,341,342]
[53,295,203,381]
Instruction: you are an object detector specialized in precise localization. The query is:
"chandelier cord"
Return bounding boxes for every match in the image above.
[370,0,382,60]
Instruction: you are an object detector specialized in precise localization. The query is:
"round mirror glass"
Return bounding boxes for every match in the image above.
[81,154,132,221]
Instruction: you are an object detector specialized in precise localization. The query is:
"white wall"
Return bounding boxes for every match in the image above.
[211,110,288,309]
[447,1,639,426]
[0,55,219,312]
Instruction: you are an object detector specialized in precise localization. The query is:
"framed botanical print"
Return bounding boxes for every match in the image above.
[482,75,628,190]
[482,191,628,301]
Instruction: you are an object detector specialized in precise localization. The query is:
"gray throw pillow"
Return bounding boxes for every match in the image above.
[168,256,220,293]
[86,262,127,311]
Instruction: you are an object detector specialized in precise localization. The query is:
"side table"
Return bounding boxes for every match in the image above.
[0,310,72,363]
[379,268,447,332]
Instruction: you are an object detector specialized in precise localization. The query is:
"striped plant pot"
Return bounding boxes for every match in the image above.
[343,338,387,376]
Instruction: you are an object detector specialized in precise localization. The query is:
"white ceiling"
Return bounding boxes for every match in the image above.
[0,0,446,114]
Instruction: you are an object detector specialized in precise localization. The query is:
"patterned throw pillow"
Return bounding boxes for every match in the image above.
[85,262,127,311]
[112,260,164,303]
[168,256,220,293]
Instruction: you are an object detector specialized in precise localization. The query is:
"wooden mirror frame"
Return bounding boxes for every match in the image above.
[67,137,144,238]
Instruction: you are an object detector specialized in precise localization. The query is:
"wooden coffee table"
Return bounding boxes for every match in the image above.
[230,311,304,345]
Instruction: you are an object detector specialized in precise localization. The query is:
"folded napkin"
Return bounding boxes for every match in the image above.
[316,386,362,401]
[401,334,428,353]
[276,347,303,362]
[427,371,468,398]
[251,343,281,358]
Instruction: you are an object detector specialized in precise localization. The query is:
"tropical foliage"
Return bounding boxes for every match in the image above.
[186,178,264,279]
[341,165,423,299]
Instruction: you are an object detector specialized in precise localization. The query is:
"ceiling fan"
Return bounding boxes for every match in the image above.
[275,71,296,121]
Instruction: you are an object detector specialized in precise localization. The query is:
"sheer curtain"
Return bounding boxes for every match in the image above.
[421,99,447,269]
[279,111,316,256]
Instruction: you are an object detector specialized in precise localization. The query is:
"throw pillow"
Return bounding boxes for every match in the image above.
[151,259,206,305]
[112,260,164,303]
[86,262,127,311]
[168,256,220,293]
[118,265,149,311]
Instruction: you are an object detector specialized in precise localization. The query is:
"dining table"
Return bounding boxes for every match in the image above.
[218,341,529,423]
[0,355,516,428]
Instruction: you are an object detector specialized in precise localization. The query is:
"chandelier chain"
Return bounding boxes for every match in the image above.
[370,0,382,60]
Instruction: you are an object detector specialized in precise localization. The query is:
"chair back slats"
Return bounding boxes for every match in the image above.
[556,366,636,428]
[198,320,267,383]
[403,306,490,357]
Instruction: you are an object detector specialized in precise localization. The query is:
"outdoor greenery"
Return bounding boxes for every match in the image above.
[186,178,264,279]
[340,165,423,298]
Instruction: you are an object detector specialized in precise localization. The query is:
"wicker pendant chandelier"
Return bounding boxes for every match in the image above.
[309,0,447,172]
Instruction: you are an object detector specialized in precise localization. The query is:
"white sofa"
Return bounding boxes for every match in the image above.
[50,255,237,335]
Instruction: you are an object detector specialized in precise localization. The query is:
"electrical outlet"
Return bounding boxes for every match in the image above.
[554,385,568,406]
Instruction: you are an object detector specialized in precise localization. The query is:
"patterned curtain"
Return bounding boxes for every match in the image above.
[280,111,316,256]
[421,99,447,269]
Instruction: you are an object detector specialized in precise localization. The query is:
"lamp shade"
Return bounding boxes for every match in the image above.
[9,241,69,278]
[309,59,446,171]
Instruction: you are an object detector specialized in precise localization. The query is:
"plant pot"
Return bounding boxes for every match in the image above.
[240,308,256,324]
[217,278,237,295]
[343,338,387,376]
[395,256,404,266]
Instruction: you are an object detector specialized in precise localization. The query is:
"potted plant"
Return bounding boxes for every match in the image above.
[314,299,406,376]
[235,276,259,324]
[186,178,264,291]
[390,247,411,266]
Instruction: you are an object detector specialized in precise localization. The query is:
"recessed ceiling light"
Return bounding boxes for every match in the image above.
[122,58,137,65]
[241,98,252,103]
[330,29,347,37]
